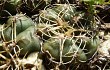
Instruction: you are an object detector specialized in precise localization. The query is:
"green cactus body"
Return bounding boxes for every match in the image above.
[85,36,100,59]
[76,36,100,60]
[3,14,34,41]
[39,5,77,25]
[16,26,41,56]
[38,4,93,30]
[43,36,87,63]
[52,5,76,21]
[39,9,58,24]
[43,38,60,60]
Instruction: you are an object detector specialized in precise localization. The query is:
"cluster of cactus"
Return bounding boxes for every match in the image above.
[1,0,109,70]
[36,4,100,69]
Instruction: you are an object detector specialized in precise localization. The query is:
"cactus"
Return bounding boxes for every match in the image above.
[43,35,87,64]
[36,4,100,68]
[16,26,41,56]
[37,4,94,36]
[0,0,106,69]
[76,36,100,59]
[3,13,34,41]
[85,36,100,59]
[36,5,79,40]
[38,4,77,25]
